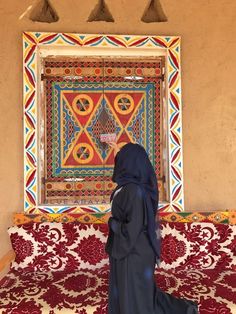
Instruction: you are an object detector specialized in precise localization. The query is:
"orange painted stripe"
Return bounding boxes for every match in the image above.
[0,250,15,272]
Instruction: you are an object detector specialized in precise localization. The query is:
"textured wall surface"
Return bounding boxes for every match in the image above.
[0,0,236,257]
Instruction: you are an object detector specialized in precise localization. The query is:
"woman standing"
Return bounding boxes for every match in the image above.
[105,143,198,314]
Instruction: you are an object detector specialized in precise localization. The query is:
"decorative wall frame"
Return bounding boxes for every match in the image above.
[23,32,183,214]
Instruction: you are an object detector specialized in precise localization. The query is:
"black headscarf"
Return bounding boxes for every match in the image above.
[111,143,161,263]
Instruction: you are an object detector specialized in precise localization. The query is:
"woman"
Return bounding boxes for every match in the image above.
[105,142,198,314]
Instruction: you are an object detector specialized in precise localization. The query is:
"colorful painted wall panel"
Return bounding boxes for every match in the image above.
[42,57,164,205]
[23,32,183,213]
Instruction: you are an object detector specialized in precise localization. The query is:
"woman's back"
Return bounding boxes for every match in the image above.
[107,143,198,314]
[109,183,155,258]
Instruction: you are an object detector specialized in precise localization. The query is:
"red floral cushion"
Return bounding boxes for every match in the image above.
[0,267,109,314]
[159,222,236,270]
[0,267,235,313]
[4,221,236,313]
[8,222,236,272]
[155,268,236,314]
[8,223,109,272]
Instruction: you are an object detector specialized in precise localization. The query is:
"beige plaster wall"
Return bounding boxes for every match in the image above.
[0,0,235,257]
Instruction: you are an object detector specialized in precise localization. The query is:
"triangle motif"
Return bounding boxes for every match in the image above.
[63,92,102,128]
[141,0,167,23]
[87,0,114,22]
[105,92,144,128]
[64,131,103,166]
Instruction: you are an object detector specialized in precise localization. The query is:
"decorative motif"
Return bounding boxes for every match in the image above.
[75,235,105,265]
[73,143,94,164]
[159,222,236,270]
[8,222,109,272]
[161,234,187,265]
[159,211,235,224]
[7,221,236,271]
[45,67,161,204]
[1,221,236,313]
[0,268,109,313]
[13,212,111,225]
[0,268,235,313]
[156,269,235,313]
[229,211,236,225]
[114,94,135,114]
[72,94,94,116]
[10,234,33,264]
[13,211,236,225]
[23,32,183,213]
[50,81,157,176]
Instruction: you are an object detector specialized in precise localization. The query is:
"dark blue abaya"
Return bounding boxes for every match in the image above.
[106,143,198,314]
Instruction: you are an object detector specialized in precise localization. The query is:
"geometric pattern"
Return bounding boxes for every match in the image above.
[23,32,183,214]
[52,82,156,174]
[13,210,236,225]
[45,61,162,205]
